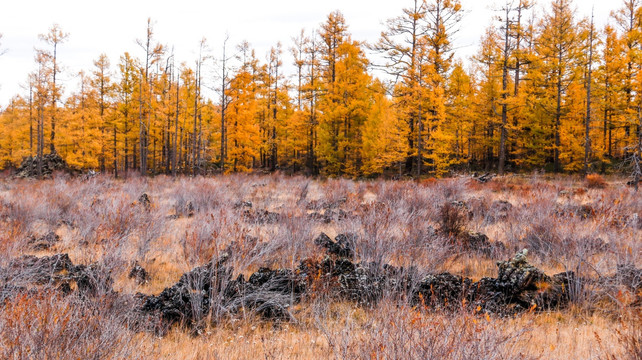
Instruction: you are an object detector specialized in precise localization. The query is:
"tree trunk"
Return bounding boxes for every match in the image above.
[584,12,594,176]
[499,7,510,175]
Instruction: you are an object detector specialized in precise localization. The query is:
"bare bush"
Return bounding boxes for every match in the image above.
[587,174,608,189]
[438,201,468,237]
[317,301,533,360]
[0,292,150,360]
[0,174,638,358]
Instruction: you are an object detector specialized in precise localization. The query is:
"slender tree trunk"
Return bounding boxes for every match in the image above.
[29,84,34,156]
[173,75,179,177]
[193,62,200,176]
[50,43,58,154]
[220,39,228,171]
[584,12,594,176]
[271,61,278,172]
[37,102,44,179]
[555,52,563,173]
[113,126,118,178]
[416,102,423,177]
[138,73,146,175]
[499,7,510,175]
[514,4,523,97]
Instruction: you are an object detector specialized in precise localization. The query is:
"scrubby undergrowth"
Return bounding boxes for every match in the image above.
[0,173,640,359]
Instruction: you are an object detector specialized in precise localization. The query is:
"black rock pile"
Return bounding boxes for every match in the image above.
[25,231,60,251]
[0,253,113,300]
[129,262,151,285]
[242,209,281,224]
[139,256,307,328]
[16,152,70,178]
[0,235,622,334]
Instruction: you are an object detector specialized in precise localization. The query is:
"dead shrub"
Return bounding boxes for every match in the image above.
[600,310,642,360]
[0,292,149,360]
[586,174,607,189]
[319,302,533,360]
[438,202,468,237]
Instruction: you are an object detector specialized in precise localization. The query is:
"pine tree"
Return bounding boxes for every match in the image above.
[226,42,261,172]
[535,0,583,172]
[90,54,115,173]
[37,24,68,154]
[473,27,502,171]
[422,0,463,175]
[372,0,428,175]
[362,80,408,176]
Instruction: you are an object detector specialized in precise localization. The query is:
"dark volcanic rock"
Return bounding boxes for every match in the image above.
[140,259,307,327]
[233,201,253,209]
[555,204,595,219]
[16,152,69,178]
[468,250,573,313]
[412,273,470,310]
[141,261,233,327]
[1,240,588,335]
[457,231,505,256]
[73,263,114,297]
[229,267,307,320]
[138,193,152,211]
[129,262,151,285]
[616,264,642,290]
[487,200,513,222]
[308,209,350,223]
[5,253,75,285]
[314,232,355,260]
[26,231,60,251]
[1,253,113,298]
[314,233,333,251]
[242,209,280,224]
[474,173,495,183]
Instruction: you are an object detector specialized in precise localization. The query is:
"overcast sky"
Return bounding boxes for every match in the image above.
[0,0,616,108]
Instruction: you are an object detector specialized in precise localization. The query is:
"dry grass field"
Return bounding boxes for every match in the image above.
[0,173,640,359]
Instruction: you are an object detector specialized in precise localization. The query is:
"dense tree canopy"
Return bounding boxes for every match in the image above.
[1,0,642,177]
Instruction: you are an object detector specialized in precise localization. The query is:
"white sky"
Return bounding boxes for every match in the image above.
[0,0,615,108]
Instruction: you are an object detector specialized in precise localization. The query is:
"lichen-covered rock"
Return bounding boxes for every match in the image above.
[495,249,547,293]
[337,262,385,305]
[468,250,574,313]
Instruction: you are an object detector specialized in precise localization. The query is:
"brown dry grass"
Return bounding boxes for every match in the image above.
[0,173,640,359]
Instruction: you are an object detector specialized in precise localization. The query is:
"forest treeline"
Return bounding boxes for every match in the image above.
[1,0,642,177]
